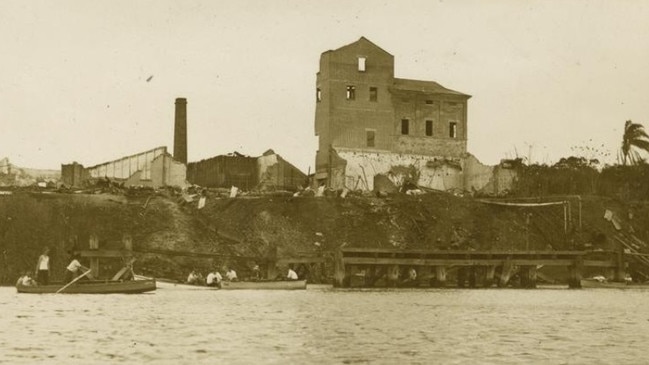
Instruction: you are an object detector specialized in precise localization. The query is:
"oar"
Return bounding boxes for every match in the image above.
[56,270,92,294]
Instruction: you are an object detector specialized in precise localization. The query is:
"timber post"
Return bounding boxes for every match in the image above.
[386,265,400,287]
[333,249,346,287]
[468,266,477,288]
[434,266,447,287]
[89,234,99,276]
[498,259,514,288]
[457,267,466,288]
[485,265,496,288]
[568,257,583,288]
[614,240,626,282]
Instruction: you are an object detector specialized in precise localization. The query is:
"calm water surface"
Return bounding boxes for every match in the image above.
[1,286,649,364]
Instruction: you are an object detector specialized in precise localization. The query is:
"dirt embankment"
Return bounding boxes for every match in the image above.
[1,189,647,284]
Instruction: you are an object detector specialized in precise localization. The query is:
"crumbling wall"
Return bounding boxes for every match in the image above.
[87,147,167,181]
[187,154,258,190]
[336,148,464,191]
[151,154,188,188]
[257,151,307,191]
[61,162,90,187]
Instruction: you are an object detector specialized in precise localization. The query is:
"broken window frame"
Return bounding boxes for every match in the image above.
[449,121,457,138]
[366,129,376,147]
[346,85,356,100]
[401,119,409,135]
[426,120,433,136]
[369,87,377,102]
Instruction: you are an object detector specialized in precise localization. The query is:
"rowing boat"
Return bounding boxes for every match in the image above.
[220,279,307,290]
[580,278,627,289]
[16,279,156,294]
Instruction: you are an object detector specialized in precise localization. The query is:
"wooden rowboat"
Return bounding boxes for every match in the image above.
[220,279,307,290]
[16,279,156,294]
[580,278,627,289]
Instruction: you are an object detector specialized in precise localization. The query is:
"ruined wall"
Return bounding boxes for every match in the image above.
[151,154,188,188]
[187,155,258,190]
[335,148,464,191]
[463,154,494,193]
[61,162,90,187]
[257,153,307,191]
[87,147,167,181]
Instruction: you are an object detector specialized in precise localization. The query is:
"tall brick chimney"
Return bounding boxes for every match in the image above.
[173,97,187,164]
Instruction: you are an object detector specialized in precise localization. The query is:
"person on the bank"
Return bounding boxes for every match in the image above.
[286,267,298,280]
[65,255,90,283]
[225,268,238,281]
[34,247,50,285]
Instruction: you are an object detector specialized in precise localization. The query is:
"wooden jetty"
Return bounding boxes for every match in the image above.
[334,248,625,289]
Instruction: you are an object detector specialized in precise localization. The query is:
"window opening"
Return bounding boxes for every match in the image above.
[346,85,356,100]
[316,88,321,102]
[426,120,433,136]
[401,119,409,135]
[369,87,377,102]
[449,122,457,138]
[358,57,366,71]
[366,130,375,147]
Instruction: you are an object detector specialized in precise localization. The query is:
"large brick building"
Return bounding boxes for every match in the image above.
[314,37,503,193]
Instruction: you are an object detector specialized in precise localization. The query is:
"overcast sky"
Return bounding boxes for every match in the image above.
[2,0,649,171]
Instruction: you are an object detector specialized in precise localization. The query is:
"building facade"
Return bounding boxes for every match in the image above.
[314,37,506,193]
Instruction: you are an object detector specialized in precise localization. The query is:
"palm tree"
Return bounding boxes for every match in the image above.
[621,120,649,165]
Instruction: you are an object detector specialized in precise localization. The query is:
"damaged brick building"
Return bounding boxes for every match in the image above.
[61,98,306,191]
[314,37,513,194]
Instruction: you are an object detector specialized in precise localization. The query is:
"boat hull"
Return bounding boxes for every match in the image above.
[580,279,627,289]
[16,279,157,294]
[220,280,307,290]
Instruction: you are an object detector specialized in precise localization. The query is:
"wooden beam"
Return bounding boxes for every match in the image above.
[342,257,579,266]
[75,250,131,258]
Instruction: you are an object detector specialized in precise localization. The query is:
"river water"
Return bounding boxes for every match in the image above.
[2,285,648,364]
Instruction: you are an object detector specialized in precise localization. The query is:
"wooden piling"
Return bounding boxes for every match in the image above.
[498,260,514,288]
[333,249,346,287]
[468,266,477,288]
[387,265,400,287]
[485,266,496,288]
[434,266,447,287]
[457,267,467,288]
[568,257,583,288]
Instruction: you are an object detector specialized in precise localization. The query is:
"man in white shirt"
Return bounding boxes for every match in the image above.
[226,268,238,281]
[287,268,298,280]
[65,255,90,283]
[206,270,222,287]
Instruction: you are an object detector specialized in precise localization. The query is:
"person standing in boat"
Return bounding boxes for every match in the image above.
[65,254,90,283]
[34,247,50,285]
[286,267,298,281]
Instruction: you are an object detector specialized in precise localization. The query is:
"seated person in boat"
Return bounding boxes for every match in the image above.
[65,255,90,283]
[251,265,261,281]
[286,267,298,281]
[187,269,201,285]
[16,271,37,286]
[225,267,238,281]
[206,270,222,287]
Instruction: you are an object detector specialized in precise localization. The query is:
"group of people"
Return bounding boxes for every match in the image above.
[186,265,300,286]
[187,267,238,287]
[16,247,91,287]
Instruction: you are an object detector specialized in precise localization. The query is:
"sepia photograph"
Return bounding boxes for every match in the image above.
[2,1,649,363]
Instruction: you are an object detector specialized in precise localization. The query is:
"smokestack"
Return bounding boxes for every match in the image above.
[173,97,187,164]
